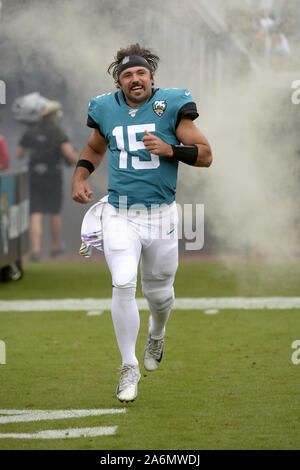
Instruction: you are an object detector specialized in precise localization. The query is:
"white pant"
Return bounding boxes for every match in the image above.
[102,202,179,365]
[102,202,179,291]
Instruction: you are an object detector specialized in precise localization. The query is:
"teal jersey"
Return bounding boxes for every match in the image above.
[87,88,198,209]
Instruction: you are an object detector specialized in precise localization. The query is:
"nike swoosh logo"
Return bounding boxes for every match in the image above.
[166,228,175,235]
[185,92,191,96]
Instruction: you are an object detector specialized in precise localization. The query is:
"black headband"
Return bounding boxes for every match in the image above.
[117,55,152,78]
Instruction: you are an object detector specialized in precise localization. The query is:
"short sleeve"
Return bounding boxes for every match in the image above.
[87,98,98,125]
[166,88,199,132]
[175,102,199,128]
[86,97,105,136]
[87,114,99,129]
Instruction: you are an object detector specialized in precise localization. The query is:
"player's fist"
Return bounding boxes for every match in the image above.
[72,179,94,204]
[142,130,173,157]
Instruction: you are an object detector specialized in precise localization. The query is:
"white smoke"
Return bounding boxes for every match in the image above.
[1,0,298,258]
[178,70,299,258]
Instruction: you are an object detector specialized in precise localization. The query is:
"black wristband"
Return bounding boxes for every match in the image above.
[76,159,95,174]
[171,145,198,166]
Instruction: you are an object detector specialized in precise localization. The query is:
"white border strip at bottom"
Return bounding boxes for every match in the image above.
[1,297,300,311]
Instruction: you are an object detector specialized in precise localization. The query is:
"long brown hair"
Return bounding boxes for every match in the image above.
[107,43,160,88]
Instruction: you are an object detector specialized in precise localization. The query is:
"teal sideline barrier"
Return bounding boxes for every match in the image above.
[0,168,29,279]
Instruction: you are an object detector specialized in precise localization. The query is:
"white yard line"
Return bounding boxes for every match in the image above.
[0,409,125,440]
[0,426,118,439]
[1,297,300,311]
[0,409,126,424]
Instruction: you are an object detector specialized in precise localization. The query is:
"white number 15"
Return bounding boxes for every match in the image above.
[112,124,160,169]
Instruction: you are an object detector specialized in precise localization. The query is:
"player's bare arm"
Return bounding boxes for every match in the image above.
[72,129,108,204]
[175,118,212,167]
[142,120,212,167]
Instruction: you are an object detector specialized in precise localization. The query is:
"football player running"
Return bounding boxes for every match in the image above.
[72,43,212,402]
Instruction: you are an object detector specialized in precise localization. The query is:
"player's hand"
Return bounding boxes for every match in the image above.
[142,130,173,157]
[72,179,94,204]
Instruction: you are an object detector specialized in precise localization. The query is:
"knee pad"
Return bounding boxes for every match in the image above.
[112,285,136,301]
[142,280,175,312]
[111,257,137,289]
[112,269,137,289]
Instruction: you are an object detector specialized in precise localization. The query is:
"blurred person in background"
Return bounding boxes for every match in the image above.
[0,108,10,171]
[270,26,292,58]
[1,107,23,282]
[17,100,78,261]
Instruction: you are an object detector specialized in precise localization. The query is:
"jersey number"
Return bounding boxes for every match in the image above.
[112,124,160,169]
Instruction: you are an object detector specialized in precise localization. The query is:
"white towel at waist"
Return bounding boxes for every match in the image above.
[79,195,108,258]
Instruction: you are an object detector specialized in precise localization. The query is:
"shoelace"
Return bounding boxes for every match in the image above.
[118,364,139,389]
[147,337,164,359]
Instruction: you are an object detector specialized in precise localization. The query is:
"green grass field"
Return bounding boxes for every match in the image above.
[1,259,300,450]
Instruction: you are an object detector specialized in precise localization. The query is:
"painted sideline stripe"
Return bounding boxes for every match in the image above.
[0,409,126,424]
[0,426,117,439]
[1,297,300,311]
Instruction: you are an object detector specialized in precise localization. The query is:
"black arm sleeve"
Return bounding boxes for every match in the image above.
[175,102,199,129]
[87,114,105,138]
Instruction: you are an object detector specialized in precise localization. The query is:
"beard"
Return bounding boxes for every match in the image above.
[125,86,152,105]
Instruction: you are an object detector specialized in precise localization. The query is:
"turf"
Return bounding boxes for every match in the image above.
[0,260,300,450]
[1,258,300,299]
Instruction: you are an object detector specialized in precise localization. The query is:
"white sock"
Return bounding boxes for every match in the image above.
[148,307,171,339]
[144,285,174,339]
[111,286,139,366]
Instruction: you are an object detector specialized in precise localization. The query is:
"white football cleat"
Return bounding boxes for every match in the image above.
[116,364,141,402]
[143,334,164,371]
